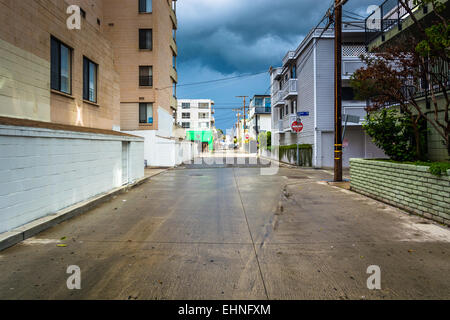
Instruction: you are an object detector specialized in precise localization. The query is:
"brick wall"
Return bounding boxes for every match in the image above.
[0,125,144,234]
[350,158,450,226]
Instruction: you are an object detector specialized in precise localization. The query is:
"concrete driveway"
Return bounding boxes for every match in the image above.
[0,156,449,299]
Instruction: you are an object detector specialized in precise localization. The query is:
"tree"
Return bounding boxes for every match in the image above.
[351,0,449,159]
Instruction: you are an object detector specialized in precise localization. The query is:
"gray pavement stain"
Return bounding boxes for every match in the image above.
[0,155,449,299]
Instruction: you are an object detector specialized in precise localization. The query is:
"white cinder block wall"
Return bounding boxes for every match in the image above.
[0,126,144,234]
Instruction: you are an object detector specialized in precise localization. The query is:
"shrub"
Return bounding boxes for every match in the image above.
[363,109,423,162]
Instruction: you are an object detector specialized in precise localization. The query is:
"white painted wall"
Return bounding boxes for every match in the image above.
[0,125,144,234]
[123,129,199,167]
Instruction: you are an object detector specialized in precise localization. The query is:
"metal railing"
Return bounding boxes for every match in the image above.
[272,91,284,107]
[281,79,298,99]
[254,107,271,114]
[365,0,422,45]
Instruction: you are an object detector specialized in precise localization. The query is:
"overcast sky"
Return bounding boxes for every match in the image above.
[176,0,377,132]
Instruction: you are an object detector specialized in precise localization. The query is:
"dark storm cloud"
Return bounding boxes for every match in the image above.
[177,0,376,74]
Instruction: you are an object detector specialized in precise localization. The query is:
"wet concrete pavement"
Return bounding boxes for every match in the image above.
[0,154,449,299]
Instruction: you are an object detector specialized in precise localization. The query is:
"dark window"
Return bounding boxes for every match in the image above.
[342,87,355,100]
[291,65,297,79]
[51,37,72,94]
[182,102,190,109]
[139,29,152,50]
[182,113,190,119]
[139,103,153,124]
[182,122,190,128]
[139,0,152,13]
[83,57,98,102]
[139,66,153,86]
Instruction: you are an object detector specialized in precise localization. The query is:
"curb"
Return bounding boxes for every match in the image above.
[0,169,168,252]
[258,155,298,169]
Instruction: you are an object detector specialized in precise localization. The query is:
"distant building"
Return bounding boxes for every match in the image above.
[247,95,272,142]
[176,99,215,152]
[270,21,386,168]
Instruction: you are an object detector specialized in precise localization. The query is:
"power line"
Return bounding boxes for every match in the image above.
[156,70,267,91]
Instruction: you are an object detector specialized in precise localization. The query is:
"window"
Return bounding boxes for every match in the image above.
[279,108,283,119]
[200,122,209,129]
[139,0,152,13]
[51,37,72,94]
[264,98,271,108]
[83,57,98,102]
[182,113,190,119]
[342,87,355,100]
[285,105,289,114]
[139,66,153,86]
[291,65,297,79]
[139,103,153,124]
[291,102,294,114]
[198,103,209,109]
[182,102,190,109]
[139,29,152,50]
[255,98,263,106]
[182,122,190,128]
[199,113,208,119]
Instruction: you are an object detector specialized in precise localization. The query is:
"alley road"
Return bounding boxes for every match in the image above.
[0,154,449,299]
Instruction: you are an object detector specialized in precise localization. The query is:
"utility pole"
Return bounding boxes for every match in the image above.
[334,0,343,182]
[236,96,248,135]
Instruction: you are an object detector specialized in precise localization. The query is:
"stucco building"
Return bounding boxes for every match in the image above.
[103,0,189,166]
[0,0,146,234]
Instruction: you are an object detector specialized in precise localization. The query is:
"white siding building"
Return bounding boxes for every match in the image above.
[270,22,386,168]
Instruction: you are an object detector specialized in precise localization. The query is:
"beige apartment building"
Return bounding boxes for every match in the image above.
[0,0,145,238]
[104,0,178,132]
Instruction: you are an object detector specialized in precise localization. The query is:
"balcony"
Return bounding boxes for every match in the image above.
[170,66,178,83]
[282,51,295,67]
[281,79,298,100]
[254,107,271,114]
[365,0,429,48]
[272,91,284,107]
[170,95,177,110]
[170,7,178,29]
[170,37,177,56]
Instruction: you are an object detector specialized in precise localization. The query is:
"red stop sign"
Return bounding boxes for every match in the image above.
[291,121,303,133]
